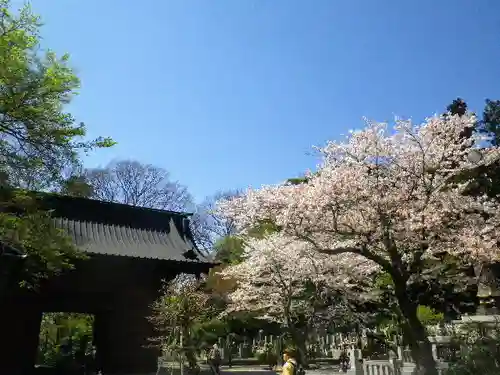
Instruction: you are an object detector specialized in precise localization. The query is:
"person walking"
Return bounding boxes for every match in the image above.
[208,343,222,375]
[339,345,350,373]
[84,345,97,375]
[282,348,304,375]
[226,337,235,368]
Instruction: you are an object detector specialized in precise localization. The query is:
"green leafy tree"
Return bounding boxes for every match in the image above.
[0,0,114,287]
[479,99,500,147]
[59,175,94,198]
[213,218,280,266]
[445,97,500,147]
[150,275,217,375]
[445,325,500,375]
[0,0,114,188]
[0,189,85,287]
[213,236,245,265]
[38,312,94,366]
[447,98,468,117]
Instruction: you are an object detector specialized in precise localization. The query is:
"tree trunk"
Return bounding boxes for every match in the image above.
[182,327,199,375]
[288,327,308,368]
[394,282,438,375]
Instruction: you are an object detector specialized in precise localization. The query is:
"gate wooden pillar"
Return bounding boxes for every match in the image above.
[94,289,160,374]
[0,294,42,375]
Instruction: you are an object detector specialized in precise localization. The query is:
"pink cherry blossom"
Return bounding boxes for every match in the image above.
[218,113,500,280]
[218,112,500,375]
[219,232,366,324]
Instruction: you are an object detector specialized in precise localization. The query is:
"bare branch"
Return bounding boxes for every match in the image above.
[84,160,193,212]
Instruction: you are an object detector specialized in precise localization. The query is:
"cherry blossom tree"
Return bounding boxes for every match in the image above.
[218,113,500,375]
[219,232,370,365]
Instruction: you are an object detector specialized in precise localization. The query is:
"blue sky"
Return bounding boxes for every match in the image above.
[29,0,500,202]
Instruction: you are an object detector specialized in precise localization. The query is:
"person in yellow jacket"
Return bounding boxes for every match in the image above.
[282,348,301,375]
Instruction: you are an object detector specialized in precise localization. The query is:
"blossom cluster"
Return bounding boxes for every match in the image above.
[218,113,500,285]
[219,232,369,323]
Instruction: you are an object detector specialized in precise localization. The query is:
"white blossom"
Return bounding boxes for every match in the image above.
[218,113,500,284]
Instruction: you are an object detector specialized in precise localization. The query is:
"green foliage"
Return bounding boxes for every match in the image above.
[224,312,282,337]
[375,272,449,324]
[59,175,93,198]
[37,312,94,367]
[0,0,115,286]
[479,99,500,147]
[374,272,394,289]
[287,177,310,185]
[445,326,500,375]
[445,98,500,199]
[0,0,115,188]
[444,97,500,148]
[213,219,280,266]
[0,189,86,287]
[373,256,476,323]
[286,172,321,186]
[191,318,229,347]
[247,219,281,237]
[213,236,245,265]
[447,98,468,117]
[255,342,278,368]
[150,275,217,373]
[416,305,444,326]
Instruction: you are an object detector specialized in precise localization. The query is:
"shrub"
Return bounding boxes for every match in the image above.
[444,324,500,375]
[255,343,278,368]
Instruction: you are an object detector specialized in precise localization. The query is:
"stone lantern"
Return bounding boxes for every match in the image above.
[453,264,500,329]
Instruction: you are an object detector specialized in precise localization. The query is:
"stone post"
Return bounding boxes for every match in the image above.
[431,343,438,361]
[397,346,404,361]
[346,349,363,375]
[218,338,225,359]
[474,264,500,316]
[390,358,403,375]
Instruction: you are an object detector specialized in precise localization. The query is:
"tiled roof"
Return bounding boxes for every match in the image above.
[53,217,207,262]
[0,190,212,263]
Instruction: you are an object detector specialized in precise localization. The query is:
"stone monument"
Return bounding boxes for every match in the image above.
[453,263,500,327]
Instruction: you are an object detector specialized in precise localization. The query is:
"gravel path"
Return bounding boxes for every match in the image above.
[219,365,345,375]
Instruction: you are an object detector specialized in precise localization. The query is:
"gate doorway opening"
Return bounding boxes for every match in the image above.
[37,312,96,372]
